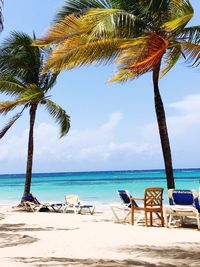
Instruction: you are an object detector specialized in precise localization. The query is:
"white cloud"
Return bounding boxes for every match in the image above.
[168,94,200,115]
[140,94,200,167]
[0,111,159,173]
[1,94,200,173]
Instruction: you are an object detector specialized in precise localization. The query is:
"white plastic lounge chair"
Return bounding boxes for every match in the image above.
[63,195,80,213]
[164,189,200,230]
[63,194,95,214]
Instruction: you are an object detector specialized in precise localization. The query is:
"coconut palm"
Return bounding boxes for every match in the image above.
[0,0,3,32]
[0,32,70,197]
[35,0,200,189]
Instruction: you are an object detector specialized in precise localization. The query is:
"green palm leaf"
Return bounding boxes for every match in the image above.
[45,99,70,137]
[18,85,44,103]
[161,0,193,32]
[160,45,182,78]
[0,79,25,96]
[0,100,21,114]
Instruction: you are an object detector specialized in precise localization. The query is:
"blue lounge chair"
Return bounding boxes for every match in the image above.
[110,190,140,223]
[164,189,200,229]
[21,194,63,212]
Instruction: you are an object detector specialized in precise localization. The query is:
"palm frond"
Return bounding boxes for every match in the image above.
[181,42,200,67]
[36,8,142,47]
[44,37,125,72]
[178,26,200,43]
[160,45,182,78]
[0,32,47,86]
[162,14,193,32]
[40,73,58,92]
[0,111,22,139]
[18,85,44,103]
[84,8,141,39]
[0,86,45,115]
[55,0,111,21]
[0,79,25,96]
[116,33,169,78]
[0,100,20,114]
[45,99,70,137]
[34,15,84,46]
[109,67,136,83]
[161,0,193,32]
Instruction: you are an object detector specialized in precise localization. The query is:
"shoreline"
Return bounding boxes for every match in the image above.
[0,204,200,266]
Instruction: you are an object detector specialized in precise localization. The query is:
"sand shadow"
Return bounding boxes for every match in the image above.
[7,243,200,267]
[0,223,79,232]
[0,213,5,221]
[0,223,79,248]
[118,243,200,266]
[8,257,161,267]
[0,233,38,248]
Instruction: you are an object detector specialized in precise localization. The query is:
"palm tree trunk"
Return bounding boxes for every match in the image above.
[153,61,175,189]
[23,104,37,196]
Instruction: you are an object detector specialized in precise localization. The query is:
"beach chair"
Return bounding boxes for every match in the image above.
[131,187,164,227]
[164,189,200,229]
[63,194,95,214]
[20,194,63,212]
[110,190,142,223]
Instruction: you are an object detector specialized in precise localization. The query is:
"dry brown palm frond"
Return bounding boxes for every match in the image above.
[119,33,169,77]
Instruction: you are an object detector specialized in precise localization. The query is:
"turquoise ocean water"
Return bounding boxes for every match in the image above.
[0,169,200,205]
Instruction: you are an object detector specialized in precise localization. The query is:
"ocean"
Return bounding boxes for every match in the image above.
[0,169,200,205]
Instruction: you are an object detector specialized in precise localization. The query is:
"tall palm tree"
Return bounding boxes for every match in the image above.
[36,0,200,189]
[0,32,70,197]
[0,0,3,32]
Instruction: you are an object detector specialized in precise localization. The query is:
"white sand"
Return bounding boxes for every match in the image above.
[0,204,200,267]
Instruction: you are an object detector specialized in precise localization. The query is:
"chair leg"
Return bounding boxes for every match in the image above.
[145,211,148,227]
[160,210,164,227]
[131,205,134,225]
[195,212,200,230]
[168,214,173,227]
[150,212,153,226]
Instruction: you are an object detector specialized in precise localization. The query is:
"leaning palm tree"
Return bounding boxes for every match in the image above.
[0,0,3,32]
[0,32,70,198]
[36,0,200,189]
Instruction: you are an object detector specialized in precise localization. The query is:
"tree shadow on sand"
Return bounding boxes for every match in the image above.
[0,233,38,248]
[0,223,79,248]
[118,243,200,267]
[6,257,163,267]
[0,213,5,221]
[0,223,79,232]
[6,243,200,267]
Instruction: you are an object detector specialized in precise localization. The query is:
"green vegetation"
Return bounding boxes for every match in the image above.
[0,32,70,197]
[35,0,200,189]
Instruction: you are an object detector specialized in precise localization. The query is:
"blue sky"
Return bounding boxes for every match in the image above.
[0,0,200,174]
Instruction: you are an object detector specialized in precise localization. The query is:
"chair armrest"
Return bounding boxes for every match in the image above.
[131,197,144,201]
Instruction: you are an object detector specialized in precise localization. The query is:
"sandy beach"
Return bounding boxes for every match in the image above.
[0,204,200,267]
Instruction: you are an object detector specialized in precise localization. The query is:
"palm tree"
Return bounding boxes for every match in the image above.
[0,32,70,198]
[0,0,3,32]
[36,0,200,189]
